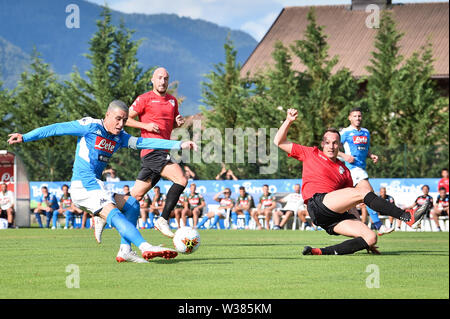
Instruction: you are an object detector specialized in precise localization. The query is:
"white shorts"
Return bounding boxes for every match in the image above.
[281,201,306,212]
[349,167,369,187]
[69,180,116,215]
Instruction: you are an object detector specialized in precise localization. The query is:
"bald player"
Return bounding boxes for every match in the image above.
[125,67,186,238]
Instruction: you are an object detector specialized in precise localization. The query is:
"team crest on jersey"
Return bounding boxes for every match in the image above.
[94,136,116,154]
[169,99,175,107]
[339,166,345,175]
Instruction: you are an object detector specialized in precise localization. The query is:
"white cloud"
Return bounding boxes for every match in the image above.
[241,12,279,41]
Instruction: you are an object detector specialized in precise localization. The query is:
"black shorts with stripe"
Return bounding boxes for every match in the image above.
[307,193,357,236]
[136,150,174,186]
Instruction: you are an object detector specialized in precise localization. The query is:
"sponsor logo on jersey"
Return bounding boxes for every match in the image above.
[98,154,111,163]
[339,166,345,174]
[169,99,175,107]
[94,136,116,154]
[353,136,368,144]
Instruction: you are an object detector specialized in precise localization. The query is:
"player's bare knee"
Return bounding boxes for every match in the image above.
[364,232,377,247]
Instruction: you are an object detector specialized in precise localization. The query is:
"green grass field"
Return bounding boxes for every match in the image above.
[0,228,448,299]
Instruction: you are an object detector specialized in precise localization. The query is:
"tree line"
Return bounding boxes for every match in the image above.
[0,7,448,181]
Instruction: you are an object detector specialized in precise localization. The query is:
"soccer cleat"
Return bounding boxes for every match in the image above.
[154,217,175,238]
[116,250,148,263]
[377,224,395,236]
[302,246,322,255]
[302,246,313,255]
[405,201,431,229]
[141,245,178,260]
[93,215,107,244]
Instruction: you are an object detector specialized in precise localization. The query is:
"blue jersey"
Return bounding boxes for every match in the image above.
[340,126,371,170]
[39,193,60,210]
[23,117,182,190]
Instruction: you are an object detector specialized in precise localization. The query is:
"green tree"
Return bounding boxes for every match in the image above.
[364,11,448,178]
[289,8,358,147]
[63,6,154,180]
[240,41,300,179]
[198,37,249,179]
[8,53,74,181]
[0,81,13,151]
[371,42,449,177]
[363,10,404,147]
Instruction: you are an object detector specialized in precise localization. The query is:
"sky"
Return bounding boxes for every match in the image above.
[86,0,449,41]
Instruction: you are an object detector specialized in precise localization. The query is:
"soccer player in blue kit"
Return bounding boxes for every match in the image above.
[8,100,197,263]
[339,107,395,236]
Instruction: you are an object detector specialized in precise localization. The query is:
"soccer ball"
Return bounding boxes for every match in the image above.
[173,226,201,254]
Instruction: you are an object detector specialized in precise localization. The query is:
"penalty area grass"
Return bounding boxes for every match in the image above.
[0,228,448,299]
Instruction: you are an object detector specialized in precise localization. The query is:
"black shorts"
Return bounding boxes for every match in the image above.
[136,150,174,185]
[0,210,8,219]
[307,193,357,236]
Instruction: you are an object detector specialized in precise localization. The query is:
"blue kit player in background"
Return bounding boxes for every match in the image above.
[339,107,394,236]
[8,100,197,263]
[34,186,59,228]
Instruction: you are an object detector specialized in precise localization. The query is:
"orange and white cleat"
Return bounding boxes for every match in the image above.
[378,225,395,236]
[116,250,148,263]
[154,217,175,238]
[141,245,178,260]
[405,201,431,229]
[93,215,107,244]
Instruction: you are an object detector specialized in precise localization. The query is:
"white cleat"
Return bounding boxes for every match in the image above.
[116,250,149,263]
[154,217,175,238]
[378,224,395,236]
[141,244,178,260]
[93,215,107,244]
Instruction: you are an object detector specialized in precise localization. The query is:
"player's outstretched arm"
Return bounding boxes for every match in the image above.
[8,120,90,145]
[274,108,297,154]
[7,133,23,145]
[130,136,198,151]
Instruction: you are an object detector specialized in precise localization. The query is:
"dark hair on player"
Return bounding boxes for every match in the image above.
[422,185,430,190]
[349,107,362,115]
[439,187,446,191]
[322,128,341,141]
[61,184,69,189]
[239,186,245,191]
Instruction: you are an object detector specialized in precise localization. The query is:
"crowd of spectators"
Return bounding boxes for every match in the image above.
[3,166,447,231]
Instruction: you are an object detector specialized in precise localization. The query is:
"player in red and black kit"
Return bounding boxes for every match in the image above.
[404,184,433,219]
[126,67,186,238]
[274,108,431,255]
[432,187,449,231]
[438,168,449,194]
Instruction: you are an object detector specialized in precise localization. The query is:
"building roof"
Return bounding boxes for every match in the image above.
[241,2,449,79]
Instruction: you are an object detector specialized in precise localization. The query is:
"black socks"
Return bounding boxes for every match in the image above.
[363,192,410,221]
[161,183,186,220]
[320,237,369,255]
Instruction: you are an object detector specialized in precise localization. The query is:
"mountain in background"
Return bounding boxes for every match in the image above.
[0,36,30,89]
[0,0,257,115]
